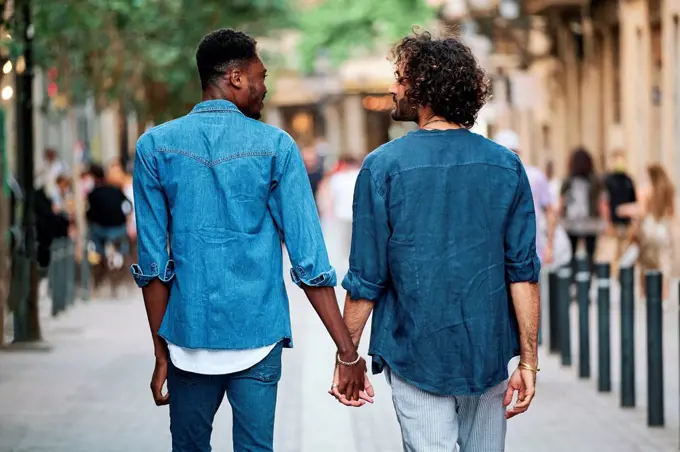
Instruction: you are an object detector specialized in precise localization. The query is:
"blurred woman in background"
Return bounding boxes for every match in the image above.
[627,164,675,299]
[560,147,607,273]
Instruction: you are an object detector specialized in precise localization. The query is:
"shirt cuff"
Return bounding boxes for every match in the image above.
[130,260,175,288]
[342,269,385,301]
[505,254,541,284]
[290,266,337,288]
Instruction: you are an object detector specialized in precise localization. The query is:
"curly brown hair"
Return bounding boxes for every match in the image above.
[391,31,490,128]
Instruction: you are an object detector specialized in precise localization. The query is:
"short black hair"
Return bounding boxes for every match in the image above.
[89,163,105,180]
[391,31,490,128]
[196,29,258,90]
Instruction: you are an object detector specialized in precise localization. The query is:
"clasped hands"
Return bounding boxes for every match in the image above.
[328,353,375,407]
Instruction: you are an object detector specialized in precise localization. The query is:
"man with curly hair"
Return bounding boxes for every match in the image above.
[331,31,541,451]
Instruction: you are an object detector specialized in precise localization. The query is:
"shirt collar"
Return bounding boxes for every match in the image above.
[189,99,243,115]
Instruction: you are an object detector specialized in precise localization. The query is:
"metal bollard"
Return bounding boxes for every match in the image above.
[49,240,67,317]
[548,270,560,354]
[558,266,572,366]
[48,247,57,317]
[620,266,636,408]
[596,262,611,393]
[66,239,76,307]
[645,271,664,427]
[576,254,591,378]
[80,239,92,302]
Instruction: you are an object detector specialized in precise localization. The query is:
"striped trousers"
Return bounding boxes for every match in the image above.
[385,368,507,452]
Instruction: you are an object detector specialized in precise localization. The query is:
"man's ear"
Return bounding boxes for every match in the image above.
[228,68,243,89]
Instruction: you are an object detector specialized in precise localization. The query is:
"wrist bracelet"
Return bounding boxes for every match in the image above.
[518,361,540,373]
[336,352,361,366]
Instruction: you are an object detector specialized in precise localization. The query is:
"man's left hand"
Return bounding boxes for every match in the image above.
[329,362,374,407]
[503,367,536,419]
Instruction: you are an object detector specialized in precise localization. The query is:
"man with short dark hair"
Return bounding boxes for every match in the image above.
[131,29,368,452]
[603,149,637,274]
[332,32,540,451]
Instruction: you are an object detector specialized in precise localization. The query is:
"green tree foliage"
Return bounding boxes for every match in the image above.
[29,0,292,122]
[298,0,436,73]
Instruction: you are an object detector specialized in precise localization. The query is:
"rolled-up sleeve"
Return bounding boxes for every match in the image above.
[342,168,390,301]
[505,160,541,283]
[129,136,175,288]
[268,138,336,288]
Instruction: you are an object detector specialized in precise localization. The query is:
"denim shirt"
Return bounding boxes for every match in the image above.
[342,128,540,396]
[131,100,336,350]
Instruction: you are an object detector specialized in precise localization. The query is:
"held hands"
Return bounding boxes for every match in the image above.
[329,353,375,407]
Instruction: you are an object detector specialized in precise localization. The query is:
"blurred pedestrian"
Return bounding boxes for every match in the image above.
[560,147,606,273]
[86,163,131,258]
[131,28,367,452]
[108,159,136,243]
[545,159,561,208]
[332,31,540,451]
[51,174,73,214]
[628,164,675,299]
[38,148,67,200]
[314,134,332,167]
[494,129,559,265]
[602,150,637,275]
[327,154,361,255]
[34,184,70,270]
[301,143,324,200]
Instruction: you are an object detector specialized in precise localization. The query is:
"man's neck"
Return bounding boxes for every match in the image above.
[417,108,461,130]
[202,86,236,104]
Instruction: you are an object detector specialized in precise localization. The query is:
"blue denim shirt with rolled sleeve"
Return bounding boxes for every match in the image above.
[342,128,540,396]
[131,99,335,350]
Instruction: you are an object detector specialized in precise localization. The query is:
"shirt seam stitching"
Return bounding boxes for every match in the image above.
[189,108,241,115]
[385,161,517,178]
[155,148,275,167]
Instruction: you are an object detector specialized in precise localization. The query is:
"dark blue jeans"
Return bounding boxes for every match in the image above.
[167,343,283,452]
[89,223,129,257]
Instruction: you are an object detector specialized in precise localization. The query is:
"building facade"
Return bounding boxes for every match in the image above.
[479,0,680,190]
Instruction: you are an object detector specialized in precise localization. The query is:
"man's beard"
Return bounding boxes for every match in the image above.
[244,87,265,120]
[391,96,418,122]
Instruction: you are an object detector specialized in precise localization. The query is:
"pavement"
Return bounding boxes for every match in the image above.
[1,221,679,451]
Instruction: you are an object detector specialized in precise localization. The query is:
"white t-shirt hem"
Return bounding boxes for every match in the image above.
[167,342,278,375]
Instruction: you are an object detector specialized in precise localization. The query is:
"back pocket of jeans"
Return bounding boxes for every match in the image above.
[244,343,283,383]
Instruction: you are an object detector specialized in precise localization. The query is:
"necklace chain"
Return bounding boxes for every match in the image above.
[421,118,449,130]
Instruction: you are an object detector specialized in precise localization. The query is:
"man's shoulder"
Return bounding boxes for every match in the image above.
[137,115,294,151]
[362,130,520,175]
[255,121,296,149]
[473,133,521,170]
[362,135,411,171]
[136,116,188,150]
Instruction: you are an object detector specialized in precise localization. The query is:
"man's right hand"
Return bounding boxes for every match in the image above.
[336,354,369,402]
[503,367,536,419]
[151,358,169,406]
[330,361,375,407]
